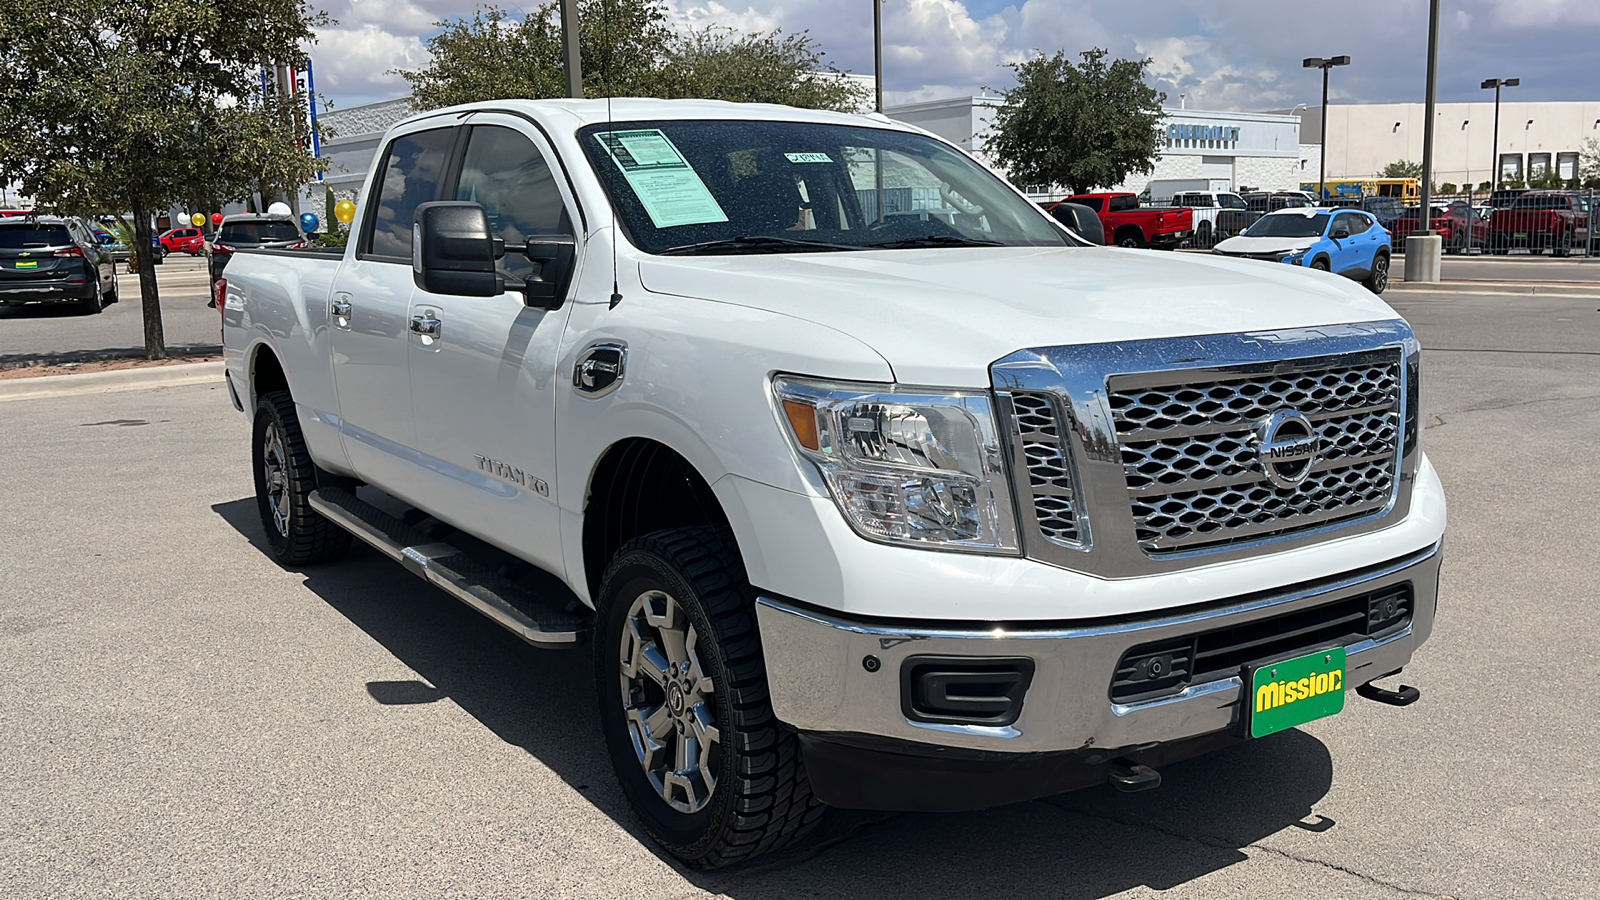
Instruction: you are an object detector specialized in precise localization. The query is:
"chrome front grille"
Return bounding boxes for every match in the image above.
[1010,392,1082,546]
[1109,355,1403,553]
[992,322,1419,577]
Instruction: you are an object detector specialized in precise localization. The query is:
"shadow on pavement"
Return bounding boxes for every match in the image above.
[0,345,222,368]
[213,496,1335,899]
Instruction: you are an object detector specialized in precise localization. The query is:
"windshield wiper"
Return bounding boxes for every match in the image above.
[862,235,1003,249]
[658,235,863,256]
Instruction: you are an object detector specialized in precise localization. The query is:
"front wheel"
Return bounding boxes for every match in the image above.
[1311,258,1330,272]
[595,525,824,868]
[252,391,352,566]
[1364,253,1390,294]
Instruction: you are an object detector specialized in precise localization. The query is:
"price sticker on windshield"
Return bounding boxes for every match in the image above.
[594,129,728,229]
[784,152,834,164]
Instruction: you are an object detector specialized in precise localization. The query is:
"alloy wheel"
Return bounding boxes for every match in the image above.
[618,589,720,814]
[1373,255,1389,291]
[261,422,291,536]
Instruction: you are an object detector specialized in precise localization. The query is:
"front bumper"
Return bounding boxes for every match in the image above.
[756,541,1439,756]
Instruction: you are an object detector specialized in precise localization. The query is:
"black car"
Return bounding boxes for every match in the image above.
[210,215,306,280]
[0,216,119,313]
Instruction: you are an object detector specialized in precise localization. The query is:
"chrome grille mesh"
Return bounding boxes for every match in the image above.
[1010,392,1082,545]
[1108,355,1403,553]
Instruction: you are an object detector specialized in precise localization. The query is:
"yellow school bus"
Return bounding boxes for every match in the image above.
[1301,178,1420,203]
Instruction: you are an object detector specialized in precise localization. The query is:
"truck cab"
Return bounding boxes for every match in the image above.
[221,99,1445,869]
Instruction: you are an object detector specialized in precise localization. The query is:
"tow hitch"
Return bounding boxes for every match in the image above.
[1357,680,1421,706]
[1108,758,1162,793]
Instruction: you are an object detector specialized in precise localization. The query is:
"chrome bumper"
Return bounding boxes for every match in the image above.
[755,542,1440,754]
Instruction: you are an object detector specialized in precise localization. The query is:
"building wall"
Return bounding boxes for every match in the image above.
[889,97,1305,197]
[1284,101,1600,186]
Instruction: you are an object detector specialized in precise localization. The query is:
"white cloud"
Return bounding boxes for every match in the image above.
[307,0,1600,109]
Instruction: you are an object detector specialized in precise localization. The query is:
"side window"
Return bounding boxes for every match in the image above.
[1109,195,1136,212]
[454,125,572,280]
[1075,197,1103,212]
[1346,214,1371,235]
[364,127,456,260]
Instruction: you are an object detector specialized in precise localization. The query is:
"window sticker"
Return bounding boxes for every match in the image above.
[784,152,834,164]
[594,130,728,228]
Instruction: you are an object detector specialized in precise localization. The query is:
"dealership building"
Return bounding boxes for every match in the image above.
[1284,101,1600,190]
[885,96,1313,199]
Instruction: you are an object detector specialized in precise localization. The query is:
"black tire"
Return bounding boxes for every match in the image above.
[78,279,104,315]
[1115,229,1147,249]
[104,272,118,304]
[595,525,824,868]
[1364,252,1390,294]
[252,391,352,566]
[1311,258,1330,272]
[1194,220,1213,248]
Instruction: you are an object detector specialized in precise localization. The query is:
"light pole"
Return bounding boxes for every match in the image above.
[873,0,884,113]
[560,0,582,98]
[1481,77,1519,189]
[1303,55,1351,201]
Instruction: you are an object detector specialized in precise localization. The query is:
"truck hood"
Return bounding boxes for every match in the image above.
[637,245,1398,386]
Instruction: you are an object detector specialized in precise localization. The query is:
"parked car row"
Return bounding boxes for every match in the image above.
[1044,193,1193,249]
[0,215,121,313]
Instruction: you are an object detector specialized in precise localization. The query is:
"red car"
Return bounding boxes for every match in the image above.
[1049,192,1194,249]
[1391,205,1491,254]
[159,226,206,255]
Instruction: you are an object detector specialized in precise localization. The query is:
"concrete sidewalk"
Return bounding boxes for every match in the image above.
[0,360,225,402]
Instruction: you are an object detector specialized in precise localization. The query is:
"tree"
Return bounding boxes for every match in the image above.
[1579,138,1600,190]
[984,49,1166,196]
[657,28,866,111]
[1378,160,1424,179]
[1439,182,1458,195]
[398,1,866,113]
[0,0,326,358]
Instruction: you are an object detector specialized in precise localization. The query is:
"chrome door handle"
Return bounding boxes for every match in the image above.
[410,315,442,338]
[331,295,352,328]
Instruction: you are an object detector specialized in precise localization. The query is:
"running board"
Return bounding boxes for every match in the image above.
[309,487,586,648]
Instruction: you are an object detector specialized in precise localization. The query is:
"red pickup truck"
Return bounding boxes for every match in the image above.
[1050,192,1194,249]
[1488,191,1592,255]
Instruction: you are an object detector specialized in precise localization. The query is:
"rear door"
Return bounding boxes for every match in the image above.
[402,115,581,574]
[328,123,460,498]
[1329,212,1368,276]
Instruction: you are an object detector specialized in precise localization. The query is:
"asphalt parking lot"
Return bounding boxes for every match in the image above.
[2,287,1597,898]
[0,255,218,367]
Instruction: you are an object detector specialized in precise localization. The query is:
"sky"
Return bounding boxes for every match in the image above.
[310,0,1600,112]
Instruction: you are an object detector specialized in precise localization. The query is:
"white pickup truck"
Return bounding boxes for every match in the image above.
[221,99,1444,868]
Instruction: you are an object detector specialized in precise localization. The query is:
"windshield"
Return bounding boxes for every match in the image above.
[220,220,302,243]
[0,224,71,248]
[578,120,1068,254]
[1242,212,1330,238]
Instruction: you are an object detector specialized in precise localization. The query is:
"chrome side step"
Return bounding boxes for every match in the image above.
[309,486,586,648]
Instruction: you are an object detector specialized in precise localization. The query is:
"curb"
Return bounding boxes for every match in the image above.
[1388,281,1600,297]
[0,361,225,403]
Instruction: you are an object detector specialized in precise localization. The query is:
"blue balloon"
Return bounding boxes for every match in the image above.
[299,212,319,233]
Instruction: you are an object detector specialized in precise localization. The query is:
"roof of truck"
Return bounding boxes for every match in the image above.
[398,97,914,132]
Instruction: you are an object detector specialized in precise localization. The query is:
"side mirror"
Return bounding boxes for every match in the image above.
[1050,202,1105,245]
[412,201,505,297]
[523,236,577,310]
[1331,226,1350,240]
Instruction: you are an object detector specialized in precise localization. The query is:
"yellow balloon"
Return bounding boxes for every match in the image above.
[334,199,357,225]
[190,213,205,227]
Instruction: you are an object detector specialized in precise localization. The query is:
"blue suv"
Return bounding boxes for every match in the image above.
[1211,208,1392,294]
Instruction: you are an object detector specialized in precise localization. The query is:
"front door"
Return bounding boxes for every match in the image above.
[404,117,581,575]
[329,124,459,498]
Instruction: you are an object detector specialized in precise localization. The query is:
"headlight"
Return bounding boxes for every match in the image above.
[1280,250,1306,264]
[774,376,1018,553]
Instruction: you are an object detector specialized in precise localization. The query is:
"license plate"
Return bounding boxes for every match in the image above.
[1247,647,1346,738]
[1514,232,1528,239]
[14,260,37,268]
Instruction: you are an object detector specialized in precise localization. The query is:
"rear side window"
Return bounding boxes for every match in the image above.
[454,125,571,279]
[1109,195,1137,212]
[221,221,302,243]
[0,224,71,248]
[365,127,456,259]
[1072,197,1103,212]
